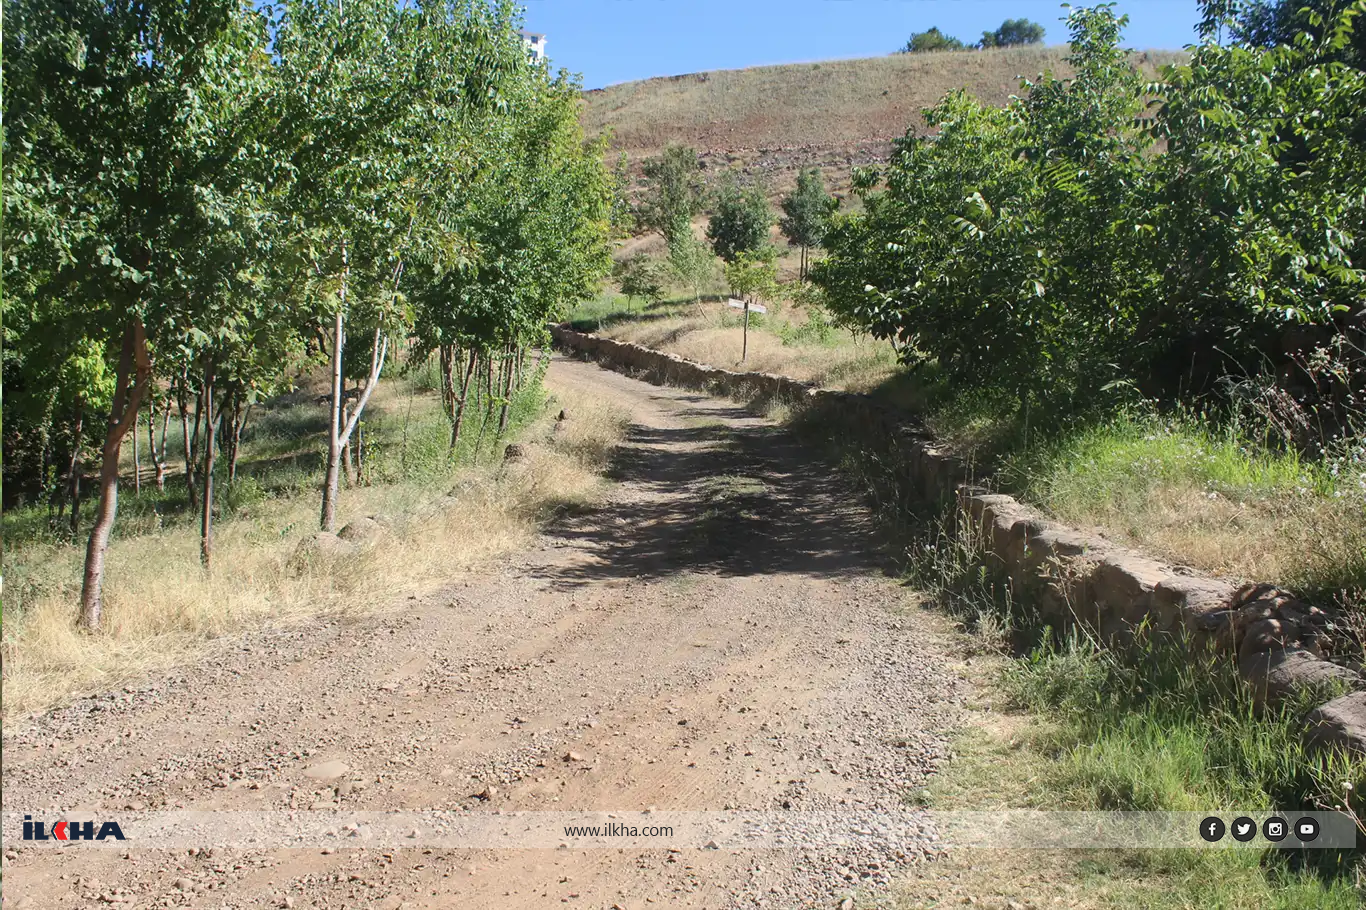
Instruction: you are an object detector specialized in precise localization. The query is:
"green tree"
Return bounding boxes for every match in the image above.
[274,0,523,530]
[979,18,1046,48]
[814,0,1366,430]
[667,227,720,304]
[706,178,775,263]
[4,0,282,627]
[779,169,839,280]
[901,27,967,53]
[614,254,667,310]
[638,145,707,242]
[609,152,637,238]
[406,23,613,452]
[724,249,779,363]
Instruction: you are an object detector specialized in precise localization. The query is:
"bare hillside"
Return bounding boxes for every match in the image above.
[583,46,1186,195]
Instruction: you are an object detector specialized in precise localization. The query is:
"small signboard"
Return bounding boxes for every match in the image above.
[726,299,767,314]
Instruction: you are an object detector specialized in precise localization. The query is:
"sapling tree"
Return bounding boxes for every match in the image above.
[779,169,838,280]
[614,254,667,310]
[724,249,779,363]
[707,178,775,263]
[638,145,707,241]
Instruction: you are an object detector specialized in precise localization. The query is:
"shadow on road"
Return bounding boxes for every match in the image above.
[539,399,883,589]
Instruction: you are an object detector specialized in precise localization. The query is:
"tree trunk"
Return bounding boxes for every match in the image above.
[65,405,85,540]
[497,346,514,436]
[356,417,365,485]
[178,369,200,515]
[190,380,205,505]
[439,345,456,422]
[79,319,152,631]
[742,299,750,363]
[158,404,170,466]
[321,307,345,532]
[449,348,477,450]
[133,408,141,496]
[342,395,355,487]
[226,394,246,483]
[473,354,494,460]
[199,358,217,569]
[321,246,390,531]
[147,397,167,492]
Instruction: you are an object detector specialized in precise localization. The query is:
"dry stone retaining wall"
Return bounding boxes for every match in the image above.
[551,324,1366,754]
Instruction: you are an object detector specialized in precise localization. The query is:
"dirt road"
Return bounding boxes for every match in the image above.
[3,356,968,909]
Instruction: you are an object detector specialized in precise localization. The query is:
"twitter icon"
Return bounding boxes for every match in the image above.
[1231,816,1257,842]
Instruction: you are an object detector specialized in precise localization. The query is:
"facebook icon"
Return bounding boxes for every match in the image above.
[1199,816,1227,842]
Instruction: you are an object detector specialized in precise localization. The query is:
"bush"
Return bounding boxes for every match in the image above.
[900,27,966,54]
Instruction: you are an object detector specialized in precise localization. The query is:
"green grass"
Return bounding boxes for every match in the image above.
[902,518,1366,908]
[788,402,1366,906]
[861,361,1366,598]
[922,719,1364,909]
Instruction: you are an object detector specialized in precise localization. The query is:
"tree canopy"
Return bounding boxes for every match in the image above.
[637,144,707,243]
[979,18,1046,48]
[815,2,1366,432]
[3,0,614,628]
[706,179,775,264]
[901,27,967,53]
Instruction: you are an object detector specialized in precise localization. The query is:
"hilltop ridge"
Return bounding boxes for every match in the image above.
[582,45,1186,195]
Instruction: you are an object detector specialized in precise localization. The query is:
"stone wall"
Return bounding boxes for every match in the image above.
[551,324,1366,755]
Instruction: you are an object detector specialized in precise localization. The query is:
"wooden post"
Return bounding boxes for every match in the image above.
[742,298,750,363]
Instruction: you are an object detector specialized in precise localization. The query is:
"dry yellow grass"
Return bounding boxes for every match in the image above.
[1,378,630,720]
[1046,481,1366,595]
[591,298,899,391]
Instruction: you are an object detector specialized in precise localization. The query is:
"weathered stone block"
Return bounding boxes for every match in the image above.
[1239,646,1360,706]
[1024,524,1104,570]
[1238,617,1300,663]
[1091,554,1171,623]
[1004,517,1049,574]
[1305,692,1366,755]
[337,516,386,544]
[1153,576,1235,636]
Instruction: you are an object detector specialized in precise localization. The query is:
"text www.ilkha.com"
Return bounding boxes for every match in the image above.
[563,823,675,838]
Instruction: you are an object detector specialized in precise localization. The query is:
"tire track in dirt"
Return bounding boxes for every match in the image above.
[3,355,969,909]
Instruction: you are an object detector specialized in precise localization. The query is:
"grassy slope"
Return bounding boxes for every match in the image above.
[583,46,1186,196]
[1,363,630,719]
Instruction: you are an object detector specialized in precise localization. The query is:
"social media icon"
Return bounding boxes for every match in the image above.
[1230,816,1257,842]
[1294,817,1320,842]
[1263,817,1288,842]
[1199,816,1226,843]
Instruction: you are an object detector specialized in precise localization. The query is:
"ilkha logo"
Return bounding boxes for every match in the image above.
[22,815,126,842]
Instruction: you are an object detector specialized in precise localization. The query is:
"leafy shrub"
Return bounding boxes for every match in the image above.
[814,2,1366,436]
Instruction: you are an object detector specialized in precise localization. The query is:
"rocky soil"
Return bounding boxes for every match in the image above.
[3,355,969,909]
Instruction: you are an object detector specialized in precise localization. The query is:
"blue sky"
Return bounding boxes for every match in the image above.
[520,0,1205,88]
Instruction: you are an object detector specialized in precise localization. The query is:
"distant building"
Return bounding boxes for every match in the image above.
[518,29,546,63]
